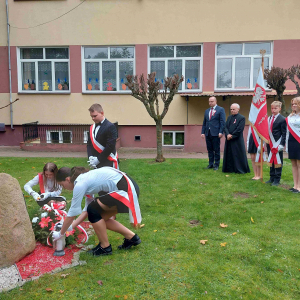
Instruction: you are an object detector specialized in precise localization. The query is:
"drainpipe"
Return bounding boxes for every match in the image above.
[185,95,189,124]
[6,0,14,129]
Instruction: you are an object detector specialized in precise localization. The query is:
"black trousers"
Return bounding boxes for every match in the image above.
[205,131,220,167]
[269,151,283,183]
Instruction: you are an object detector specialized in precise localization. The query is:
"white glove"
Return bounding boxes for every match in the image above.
[52,231,64,242]
[257,146,261,154]
[88,156,100,168]
[31,191,40,201]
[278,145,284,152]
[40,192,51,200]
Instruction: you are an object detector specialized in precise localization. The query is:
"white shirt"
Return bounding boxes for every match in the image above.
[289,114,300,129]
[24,174,62,196]
[67,167,123,217]
[93,117,106,137]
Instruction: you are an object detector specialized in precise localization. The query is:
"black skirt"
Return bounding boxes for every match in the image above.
[96,175,139,213]
[288,134,300,160]
[248,133,257,154]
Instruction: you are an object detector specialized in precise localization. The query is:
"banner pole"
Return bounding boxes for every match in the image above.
[260,49,266,182]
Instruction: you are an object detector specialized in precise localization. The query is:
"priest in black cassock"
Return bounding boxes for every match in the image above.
[222,103,250,174]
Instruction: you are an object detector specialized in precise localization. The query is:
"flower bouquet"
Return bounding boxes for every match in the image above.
[31,202,79,247]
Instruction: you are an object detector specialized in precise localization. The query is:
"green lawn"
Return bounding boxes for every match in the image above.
[1,157,300,299]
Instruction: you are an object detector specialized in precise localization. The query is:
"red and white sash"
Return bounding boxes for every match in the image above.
[38,173,45,194]
[268,117,282,167]
[249,126,267,163]
[286,116,300,145]
[90,124,119,169]
[106,168,141,226]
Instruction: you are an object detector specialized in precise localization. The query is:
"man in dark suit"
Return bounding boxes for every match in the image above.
[87,103,118,169]
[222,103,250,174]
[201,96,226,170]
[265,101,287,186]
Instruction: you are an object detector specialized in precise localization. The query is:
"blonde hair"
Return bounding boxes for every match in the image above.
[290,97,300,116]
[88,103,103,113]
[271,101,282,108]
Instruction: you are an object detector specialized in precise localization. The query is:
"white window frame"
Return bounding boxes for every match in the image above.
[83,130,89,144]
[214,42,273,92]
[46,130,73,144]
[162,131,185,146]
[17,47,70,94]
[148,44,203,92]
[82,46,135,94]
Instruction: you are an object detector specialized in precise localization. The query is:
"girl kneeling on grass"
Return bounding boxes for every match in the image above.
[24,162,66,207]
[53,166,142,256]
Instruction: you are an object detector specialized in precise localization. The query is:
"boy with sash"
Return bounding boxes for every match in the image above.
[87,103,119,169]
[266,101,286,186]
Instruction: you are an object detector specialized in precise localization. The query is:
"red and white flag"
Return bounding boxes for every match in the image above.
[249,67,269,143]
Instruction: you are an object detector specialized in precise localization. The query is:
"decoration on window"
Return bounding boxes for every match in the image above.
[30,80,35,90]
[95,78,100,90]
[121,78,126,90]
[187,79,192,89]
[87,78,92,90]
[43,82,49,90]
[107,82,113,91]
[62,77,69,90]
[57,78,63,90]
[24,79,29,90]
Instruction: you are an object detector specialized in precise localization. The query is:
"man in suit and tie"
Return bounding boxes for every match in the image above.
[265,101,287,186]
[87,103,119,169]
[201,96,226,170]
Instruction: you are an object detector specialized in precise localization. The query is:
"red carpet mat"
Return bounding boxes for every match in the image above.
[16,222,91,280]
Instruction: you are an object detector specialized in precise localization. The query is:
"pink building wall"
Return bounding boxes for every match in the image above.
[0,47,9,93]
[0,126,23,146]
[135,44,148,77]
[202,42,215,92]
[70,45,82,93]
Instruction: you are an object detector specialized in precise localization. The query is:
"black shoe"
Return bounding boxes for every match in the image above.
[87,243,101,255]
[289,188,296,192]
[271,182,279,186]
[213,166,219,171]
[93,244,112,256]
[205,165,213,169]
[118,234,141,250]
[292,189,300,194]
[265,180,273,184]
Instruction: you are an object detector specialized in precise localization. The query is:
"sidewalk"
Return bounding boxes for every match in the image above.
[0,146,288,159]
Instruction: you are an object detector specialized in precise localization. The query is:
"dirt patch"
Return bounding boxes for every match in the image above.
[233,192,250,198]
[189,220,200,226]
[279,184,291,190]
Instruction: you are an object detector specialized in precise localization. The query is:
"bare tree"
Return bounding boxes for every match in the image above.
[264,67,289,116]
[288,65,300,95]
[126,72,184,162]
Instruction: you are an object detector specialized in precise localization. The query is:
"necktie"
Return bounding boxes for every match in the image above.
[209,108,213,120]
[270,116,275,132]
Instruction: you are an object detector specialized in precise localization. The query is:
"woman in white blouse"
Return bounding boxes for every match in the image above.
[286,97,300,193]
[24,162,65,206]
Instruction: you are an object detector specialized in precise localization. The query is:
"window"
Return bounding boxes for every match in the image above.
[82,46,135,93]
[83,130,89,144]
[163,131,184,146]
[18,47,70,93]
[46,130,72,144]
[149,45,202,91]
[215,42,272,90]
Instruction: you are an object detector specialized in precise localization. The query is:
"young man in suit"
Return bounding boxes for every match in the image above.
[266,101,287,186]
[87,103,119,169]
[201,96,226,170]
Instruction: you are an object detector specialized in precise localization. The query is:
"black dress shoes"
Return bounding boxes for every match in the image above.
[271,182,279,186]
[265,180,273,184]
[213,166,219,171]
[205,165,214,169]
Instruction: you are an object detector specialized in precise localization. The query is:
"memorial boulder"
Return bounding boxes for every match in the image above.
[0,173,35,268]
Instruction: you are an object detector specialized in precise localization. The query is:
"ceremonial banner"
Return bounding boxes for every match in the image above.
[249,67,269,143]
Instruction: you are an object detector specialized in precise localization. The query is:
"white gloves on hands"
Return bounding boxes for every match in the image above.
[52,231,64,242]
[278,145,284,152]
[40,192,51,200]
[31,191,40,201]
[88,156,100,168]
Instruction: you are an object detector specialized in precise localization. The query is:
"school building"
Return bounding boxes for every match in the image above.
[0,0,299,152]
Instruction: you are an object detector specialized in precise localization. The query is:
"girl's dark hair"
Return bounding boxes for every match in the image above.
[56,166,89,183]
[43,162,59,191]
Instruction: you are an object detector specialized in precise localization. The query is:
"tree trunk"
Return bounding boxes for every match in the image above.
[155,117,165,162]
[278,93,289,117]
